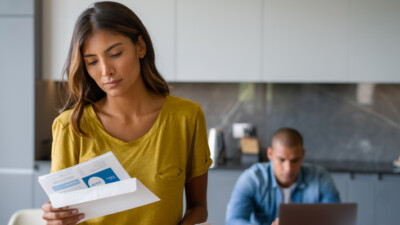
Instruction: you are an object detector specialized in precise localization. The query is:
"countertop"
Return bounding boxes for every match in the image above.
[36,159,400,174]
[211,159,400,175]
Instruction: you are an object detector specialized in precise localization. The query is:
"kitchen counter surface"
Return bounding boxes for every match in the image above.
[211,159,400,175]
[37,159,400,174]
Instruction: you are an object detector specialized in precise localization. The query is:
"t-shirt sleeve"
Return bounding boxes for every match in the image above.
[50,118,79,173]
[185,105,213,182]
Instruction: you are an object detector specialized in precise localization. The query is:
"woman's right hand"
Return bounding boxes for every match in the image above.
[42,201,84,225]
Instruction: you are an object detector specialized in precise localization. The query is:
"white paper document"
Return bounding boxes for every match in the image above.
[38,152,160,222]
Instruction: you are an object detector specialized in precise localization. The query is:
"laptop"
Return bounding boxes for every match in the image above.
[279,203,357,225]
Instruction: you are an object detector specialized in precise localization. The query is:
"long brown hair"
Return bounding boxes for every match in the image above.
[60,1,170,136]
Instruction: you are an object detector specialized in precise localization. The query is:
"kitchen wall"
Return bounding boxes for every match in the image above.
[36,82,400,164]
[170,83,400,163]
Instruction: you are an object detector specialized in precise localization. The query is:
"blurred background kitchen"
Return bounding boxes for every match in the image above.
[1,0,400,224]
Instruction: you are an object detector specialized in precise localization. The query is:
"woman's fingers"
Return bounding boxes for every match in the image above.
[43,208,79,220]
[42,201,85,224]
[42,201,69,212]
[45,213,84,225]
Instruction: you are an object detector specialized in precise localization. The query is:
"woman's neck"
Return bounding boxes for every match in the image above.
[96,78,165,119]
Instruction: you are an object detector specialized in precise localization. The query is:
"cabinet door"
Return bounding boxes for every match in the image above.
[207,170,242,225]
[0,0,33,15]
[177,0,262,82]
[42,0,88,80]
[0,173,33,225]
[347,174,377,225]
[348,0,400,83]
[330,172,350,202]
[33,161,51,208]
[263,0,349,82]
[42,0,175,81]
[375,175,400,225]
[0,17,34,169]
[126,0,175,81]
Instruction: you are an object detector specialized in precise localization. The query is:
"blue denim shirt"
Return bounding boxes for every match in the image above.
[226,162,340,225]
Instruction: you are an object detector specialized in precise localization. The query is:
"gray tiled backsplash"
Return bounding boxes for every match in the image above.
[169,83,400,163]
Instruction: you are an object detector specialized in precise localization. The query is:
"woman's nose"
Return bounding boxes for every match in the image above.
[101,60,114,77]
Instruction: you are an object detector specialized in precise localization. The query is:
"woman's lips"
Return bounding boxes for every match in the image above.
[103,79,122,88]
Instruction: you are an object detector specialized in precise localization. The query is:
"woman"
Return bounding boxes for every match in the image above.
[42,1,212,224]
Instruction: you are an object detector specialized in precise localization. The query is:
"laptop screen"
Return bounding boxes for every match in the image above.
[278,203,357,225]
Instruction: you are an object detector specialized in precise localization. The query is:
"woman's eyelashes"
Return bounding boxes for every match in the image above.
[111,51,122,58]
[87,60,98,66]
[86,51,122,66]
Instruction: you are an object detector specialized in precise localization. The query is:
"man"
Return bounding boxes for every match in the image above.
[226,128,340,225]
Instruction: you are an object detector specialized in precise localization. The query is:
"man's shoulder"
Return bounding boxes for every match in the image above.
[301,162,332,182]
[241,162,273,182]
[247,162,271,171]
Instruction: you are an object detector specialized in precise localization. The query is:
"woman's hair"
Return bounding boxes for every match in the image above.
[60,1,170,136]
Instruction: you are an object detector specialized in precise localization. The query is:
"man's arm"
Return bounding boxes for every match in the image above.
[180,172,208,225]
[226,170,257,225]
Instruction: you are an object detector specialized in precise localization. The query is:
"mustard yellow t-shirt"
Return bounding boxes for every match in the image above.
[50,95,212,225]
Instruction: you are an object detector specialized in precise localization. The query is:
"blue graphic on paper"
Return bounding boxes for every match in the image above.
[81,168,120,188]
[52,179,81,192]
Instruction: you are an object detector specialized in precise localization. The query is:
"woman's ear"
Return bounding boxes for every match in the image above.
[137,35,147,58]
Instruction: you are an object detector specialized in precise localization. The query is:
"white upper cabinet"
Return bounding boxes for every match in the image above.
[263,0,350,82]
[176,0,262,82]
[42,0,175,81]
[42,0,400,83]
[348,0,400,83]
[126,0,175,81]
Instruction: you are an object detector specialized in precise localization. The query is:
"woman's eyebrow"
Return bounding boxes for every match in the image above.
[84,42,122,57]
[104,42,122,53]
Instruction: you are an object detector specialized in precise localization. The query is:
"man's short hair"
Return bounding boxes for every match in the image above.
[272,128,303,148]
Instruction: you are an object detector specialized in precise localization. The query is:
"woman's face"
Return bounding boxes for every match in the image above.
[82,29,146,97]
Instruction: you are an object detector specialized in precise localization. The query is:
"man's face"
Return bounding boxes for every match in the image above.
[267,142,305,188]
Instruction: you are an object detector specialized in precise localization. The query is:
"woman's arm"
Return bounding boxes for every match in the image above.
[180,172,208,225]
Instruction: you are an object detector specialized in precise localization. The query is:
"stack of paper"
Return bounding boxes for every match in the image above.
[38,152,160,222]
